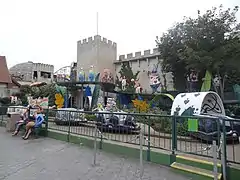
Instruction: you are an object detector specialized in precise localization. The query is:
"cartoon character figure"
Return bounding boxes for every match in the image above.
[78,67,85,82]
[213,75,220,87]
[100,69,114,83]
[189,70,198,92]
[10,96,18,104]
[136,84,142,94]
[149,64,161,93]
[88,65,95,82]
[134,80,142,94]
[121,76,127,91]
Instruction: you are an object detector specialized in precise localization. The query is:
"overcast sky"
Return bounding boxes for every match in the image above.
[0,0,239,72]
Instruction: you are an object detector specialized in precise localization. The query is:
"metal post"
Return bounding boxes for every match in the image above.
[93,125,97,166]
[221,132,227,180]
[147,116,151,161]
[45,108,49,137]
[172,112,178,155]
[67,112,70,142]
[99,119,103,149]
[212,140,218,180]
[139,130,144,178]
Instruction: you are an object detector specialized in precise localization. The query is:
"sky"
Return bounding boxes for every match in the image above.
[0,0,239,72]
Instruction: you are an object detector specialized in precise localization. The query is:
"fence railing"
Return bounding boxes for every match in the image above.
[1,106,240,166]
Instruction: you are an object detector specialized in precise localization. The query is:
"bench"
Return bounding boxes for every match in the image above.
[20,121,47,138]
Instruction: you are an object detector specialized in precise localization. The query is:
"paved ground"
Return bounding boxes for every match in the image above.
[0,127,191,180]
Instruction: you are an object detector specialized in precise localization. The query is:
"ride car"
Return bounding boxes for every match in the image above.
[94,107,140,133]
[54,108,87,125]
[190,114,239,143]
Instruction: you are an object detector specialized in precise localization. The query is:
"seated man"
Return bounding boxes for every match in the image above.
[22,105,44,140]
[12,104,36,136]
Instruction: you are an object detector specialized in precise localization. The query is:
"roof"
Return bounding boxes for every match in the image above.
[11,77,21,87]
[18,81,32,86]
[0,56,12,84]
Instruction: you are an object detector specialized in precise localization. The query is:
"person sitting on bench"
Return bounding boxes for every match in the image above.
[12,104,36,136]
[22,105,44,140]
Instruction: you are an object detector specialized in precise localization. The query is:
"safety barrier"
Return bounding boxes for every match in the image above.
[1,106,240,179]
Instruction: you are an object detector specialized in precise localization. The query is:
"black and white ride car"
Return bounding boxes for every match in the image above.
[94,107,140,133]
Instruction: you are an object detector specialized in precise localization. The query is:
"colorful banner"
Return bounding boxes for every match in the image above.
[28,97,49,108]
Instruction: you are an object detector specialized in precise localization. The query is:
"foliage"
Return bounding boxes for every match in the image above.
[225,104,240,117]
[115,62,140,93]
[0,97,11,105]
[148,109,188,136]
[20,85,32,95]
[19,84,57,106]
[85,114,98,121]
[149,93,174,108]
[156,5,240,93]
[123,107,187,136]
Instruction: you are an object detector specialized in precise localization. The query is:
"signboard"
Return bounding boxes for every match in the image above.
[188,118,198,132]
[39,98,49,108]
[28,97,49,109]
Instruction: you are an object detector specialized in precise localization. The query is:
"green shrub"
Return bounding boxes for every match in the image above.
[85,114,98,121]
[0,97,11,105]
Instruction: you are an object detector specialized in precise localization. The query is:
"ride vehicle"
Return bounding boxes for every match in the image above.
[190,114,239,143]
[7,106,26,115]
[54,108,87,125]
[93,105,140,133]
[171,91,240,144]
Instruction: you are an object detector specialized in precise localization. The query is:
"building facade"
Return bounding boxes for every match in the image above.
[76,35,174,93]
[9,61,54,83]
[115,49,174,93]
[0,56,20,98]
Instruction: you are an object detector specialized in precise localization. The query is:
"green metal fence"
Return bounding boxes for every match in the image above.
[1,106,240,166]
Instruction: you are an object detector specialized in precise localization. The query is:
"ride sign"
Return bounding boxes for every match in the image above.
[188,118,198,132]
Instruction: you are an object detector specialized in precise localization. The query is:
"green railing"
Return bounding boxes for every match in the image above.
[1,106,240,167]
[45,109,235,164]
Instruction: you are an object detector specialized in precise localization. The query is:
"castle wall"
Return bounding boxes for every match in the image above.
[114,49,174,93]
[77,35,117,78]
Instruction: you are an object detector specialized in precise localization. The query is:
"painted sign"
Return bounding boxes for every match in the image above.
[28,97,49,109]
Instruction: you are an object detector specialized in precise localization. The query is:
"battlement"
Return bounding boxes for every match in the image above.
[118,48,159,61]
[33,63,54,72]
[77,35,117,48]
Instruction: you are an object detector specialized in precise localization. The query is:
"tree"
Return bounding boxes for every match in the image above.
[18,84,57,106]
[156,5,240,98]
[115,62,140,93]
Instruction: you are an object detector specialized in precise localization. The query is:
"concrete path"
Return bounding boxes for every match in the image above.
[0,127,191,180]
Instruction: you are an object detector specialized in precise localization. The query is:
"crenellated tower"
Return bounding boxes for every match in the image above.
[77,35,117,77]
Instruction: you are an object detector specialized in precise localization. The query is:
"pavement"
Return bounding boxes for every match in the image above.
[0,127,192,180]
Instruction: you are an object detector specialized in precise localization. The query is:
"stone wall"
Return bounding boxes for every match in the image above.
[77,35,117,77]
